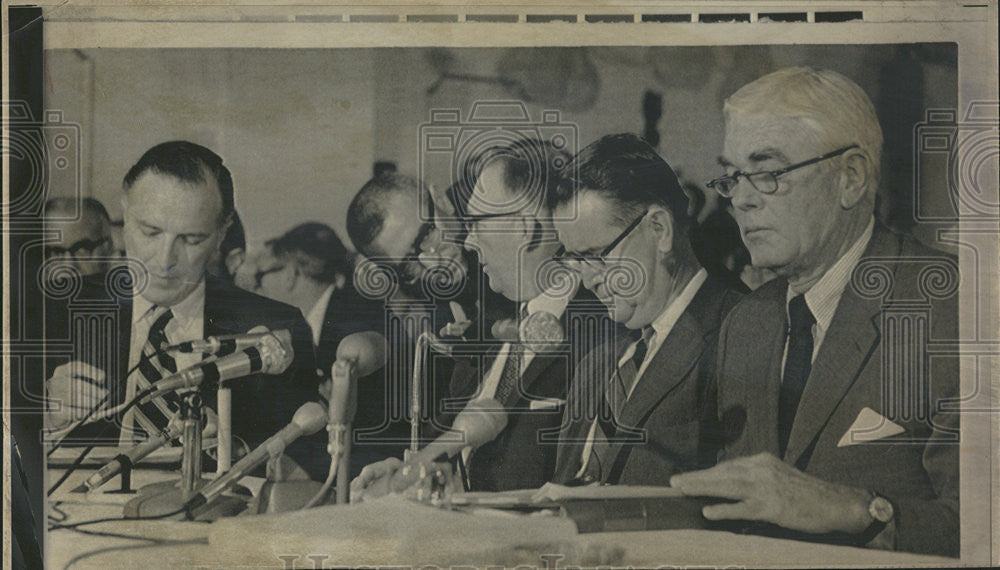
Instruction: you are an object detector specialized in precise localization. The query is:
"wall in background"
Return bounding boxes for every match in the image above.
[44,45,956,250]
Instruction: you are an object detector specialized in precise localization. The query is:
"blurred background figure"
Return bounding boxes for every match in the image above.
[248,221,398,478]
[43,197,115,278]
[207,210,247,285]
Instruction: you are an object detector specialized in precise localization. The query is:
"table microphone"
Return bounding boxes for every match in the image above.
[142,329,293,399]
[74,420,184,492]
[184,402,327,514]
[167,328,287,356]
[390,398,507,493]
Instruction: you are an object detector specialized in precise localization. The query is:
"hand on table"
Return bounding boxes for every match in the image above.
[350,457,402,503]
[669,452,873,535]
[46,361,108,430]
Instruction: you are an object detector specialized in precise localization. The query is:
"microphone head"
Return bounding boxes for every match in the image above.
[291,402,328,435]
[452,398,508,449]
[519,310,565,352]
[335,331,387,377]
[259,329,294,374]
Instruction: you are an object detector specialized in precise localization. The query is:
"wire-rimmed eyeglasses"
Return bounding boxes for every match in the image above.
[706,144,859,198]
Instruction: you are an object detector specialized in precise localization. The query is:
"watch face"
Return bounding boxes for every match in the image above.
[869,495,894,523]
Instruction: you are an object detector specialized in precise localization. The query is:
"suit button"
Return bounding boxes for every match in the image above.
[316,368,324,376]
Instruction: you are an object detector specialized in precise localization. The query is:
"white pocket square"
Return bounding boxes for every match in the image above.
[529,398,565,410]
[837,407,905,447]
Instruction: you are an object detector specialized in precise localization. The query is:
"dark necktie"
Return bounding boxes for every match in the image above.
[778,294,815,455]
[583,326,653,482]
[493,305,530,406]
[129,307,181,440]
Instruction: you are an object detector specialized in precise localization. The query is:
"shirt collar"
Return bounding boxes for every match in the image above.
[648,268,707,345]
[132,280,206,326]
[787,217,874,333]
[306,284,336,345]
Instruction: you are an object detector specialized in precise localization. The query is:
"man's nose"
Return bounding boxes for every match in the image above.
[729,179,763,212]
[579,265,604,291]
[151,237,179,271]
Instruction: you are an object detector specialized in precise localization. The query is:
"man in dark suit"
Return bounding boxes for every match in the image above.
[352,138,605,496]
[550,134,743,486]
[41,141,318,468]
[248,221,399,478]
[670,68,959,557]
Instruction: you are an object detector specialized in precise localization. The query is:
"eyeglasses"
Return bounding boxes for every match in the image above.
[706,144,859,198]
[252,264,289,290]
[460,210,529,234]
[554,211,647,271]
[44,237,110,259]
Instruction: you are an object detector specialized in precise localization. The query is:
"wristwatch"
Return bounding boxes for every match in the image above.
[858,491,895,545]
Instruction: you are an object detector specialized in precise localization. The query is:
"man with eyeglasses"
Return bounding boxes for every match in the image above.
[669,68,959,556]
[351,138,601,497]
[246,222,395,479]
[549,133,744,487]
[43,197,115,278]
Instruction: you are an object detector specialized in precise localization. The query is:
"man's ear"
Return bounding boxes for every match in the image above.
[647,207,675,254]
[839,150,873,209]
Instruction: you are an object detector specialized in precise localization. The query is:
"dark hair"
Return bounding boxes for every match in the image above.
[267,222,351,285]
[220,210,246,257]
[346,173,426,257]
[122,141,235,225]
[44,197,111,224]
[554,133,691,235]
[468,137,570,250]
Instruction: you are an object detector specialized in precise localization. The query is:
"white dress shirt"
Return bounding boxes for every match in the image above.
[120,281,206,444]
[576,268,708,478]
[305,284,336,347]
[784,217,874,367]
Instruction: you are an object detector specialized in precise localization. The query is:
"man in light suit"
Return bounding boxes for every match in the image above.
[670,68,960,557]
[550,134,743,486]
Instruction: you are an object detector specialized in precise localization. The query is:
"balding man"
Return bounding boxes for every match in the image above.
[670,68,959,556]
[43,197,115,278]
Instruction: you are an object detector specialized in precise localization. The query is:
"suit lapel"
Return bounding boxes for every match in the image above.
[783,228,898,466]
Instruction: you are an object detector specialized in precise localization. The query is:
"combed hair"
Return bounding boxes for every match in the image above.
[346,173,426,257]
[268,222,350,285]
[723,67,883,187]
[554,133,692,235]
[122,141,235,224]
[44,197,111,223]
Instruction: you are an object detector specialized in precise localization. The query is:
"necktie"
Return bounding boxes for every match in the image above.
[127,307,182,441]
[583,327,653,483]
[493,304,530,406]
[778,294,815,455]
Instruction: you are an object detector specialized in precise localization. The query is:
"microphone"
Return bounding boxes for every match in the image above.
[412,398,507,464]
[168,327,284,356]
[184,402,327,513]
[73,420,184,492]
[142,330,294,400]
[328,331,387,425]
[416,331,455,356]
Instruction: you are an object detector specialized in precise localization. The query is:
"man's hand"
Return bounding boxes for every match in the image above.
[350,457,402,503]
[670,452,873,535]
[45,361,108,430]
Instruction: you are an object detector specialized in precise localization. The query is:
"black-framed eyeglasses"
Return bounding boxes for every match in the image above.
[460,210,530,234]
[706,144,859,198]
[44,237,110,259]
[554,211,647,271]
[253,264,289,290]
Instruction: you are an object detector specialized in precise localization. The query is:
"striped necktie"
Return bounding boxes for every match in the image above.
[124,307,182,441]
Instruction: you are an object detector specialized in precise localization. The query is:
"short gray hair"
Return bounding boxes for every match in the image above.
[724,67,883,190]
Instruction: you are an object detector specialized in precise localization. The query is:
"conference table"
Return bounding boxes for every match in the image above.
[47,466,957,569]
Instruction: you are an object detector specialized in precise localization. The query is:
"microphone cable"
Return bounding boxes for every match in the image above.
[48,505,194,532]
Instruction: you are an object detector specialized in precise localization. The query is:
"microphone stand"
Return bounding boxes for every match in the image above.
[123,390,250,521]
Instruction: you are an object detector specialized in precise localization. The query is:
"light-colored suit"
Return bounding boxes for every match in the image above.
[716,224,960,556]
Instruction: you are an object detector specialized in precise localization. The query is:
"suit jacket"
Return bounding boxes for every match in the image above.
[446,287,607,491]
[716,224,960,557]
[38,274,319,462]
[308,283,412,480]
[552,276,743,486]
